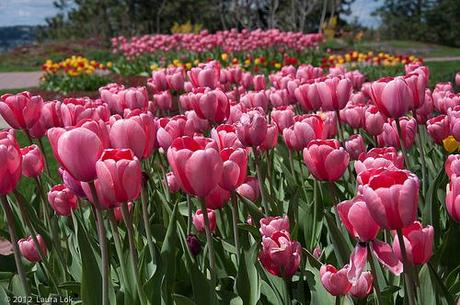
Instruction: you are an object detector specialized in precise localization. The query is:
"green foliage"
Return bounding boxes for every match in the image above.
[39,73,111,94]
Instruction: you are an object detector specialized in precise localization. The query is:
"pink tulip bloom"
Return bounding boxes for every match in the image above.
[96,148,142,204]
[344,134,365,160]
[350,272,373,298]
[355,147,404,175]
[259,216,290,238]
[113,202,133,222]
[370,77,412,118]
[340,103,366,129]
[258,123,278,151]
[283,116,323,151]
[48,127,103,182]
[157,115,194,150]
[294,82,321,112]
[253,75,266,91]
[364,105,386,136]
[320,264,352,296]
[315,76,352,111]
[448,106,460,141]
[361,168,419,229]
[154,91,173,111]
[236,176,260,202]
[0,92,43,130]
[59,168,85,198]
[235,108,268,148]
[404,72,426,109]
[241,91,269,112]
[345,70,365,90]
[377,117,417,149]
[48,184,78,216]
[220,148,247,191]
[166,71,185,91]
[192,89,230,123]
[271,106,295,132]
[259,231,301,278]
[204,185,231,209]
[337,196,380,242]
[119,87,149,111]
[18,235,47,262]
[392,221,434,265]
[167,136,223,198]
[445,174,460,222]
[20,144,45,178]
[427,115,450,144]
[166,172,180,193]
[445,154,460,179]
[415,89,434,124]
[303,139,350,181]
[0,130,22,195]
[456,73,460,87]
[193,209,216,233]
[211,124,243,150]
[185,110,210,133]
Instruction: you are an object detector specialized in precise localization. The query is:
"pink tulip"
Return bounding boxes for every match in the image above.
[427,115,450,144]
[20,144,45,178]
[185,110,210,133]
[258,123,278,151]
[445,154,460,179]
[192,89,229,123]
[456,73,460,87]
[0,130,22,195]
[271,106,295,132]
[364,105,385,136]
[0,92,43,130]
[340,103,366,129]
[445,174,460,222]
[188,66,219,89]
[361,168,419,229]
[392,221,434,265]
[59,168,85,198]
[119,87,149,111]
[236,176,260,202]
[154,91,173,111]
[283,116,323,151]
[404,72,426,109]
[149,71,169,92]
[355,147,404,175]
[415,89,434,124]
[193,209,216,233]
[370,77,412,118]
[48,127,103,182]
[166,172,180,193]
[110,113,156,159]
[167,136,223,198]
[47,184,78,216]
[315,77,352,111]
[259,231,301,278]
[345,70,365,90]
[95,148,142,204]
[205,185,231,209]
[157,115,194,150]
[220,148,247,191]
[77,119,110,148]
[166,71,185,91]
[320,264,352,296]
[303,139,350,181]
[18,235,47,262]
[377,117,417,149]
[344,135,365,160]
[253,75,266,91]
[235,108,268,147]
[210,124,243,150]
[350,272,373,298]
[259,216,290,237]
[294,82,321,112]
[113,202,133,222]
[338,196,380,241]
[241,91,269,112]
[448,106,460,141]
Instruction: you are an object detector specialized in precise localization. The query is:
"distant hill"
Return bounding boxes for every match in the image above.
[0,26,38,53]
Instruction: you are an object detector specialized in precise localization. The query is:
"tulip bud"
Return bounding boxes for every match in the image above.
[18,235,47,262]
[20,144,45,177]
[259,216,290,237]
[165,172,180,193]
[236,177,260,202]
[192,209,216,233]
[344,134,365,160]
[0,130,22,195]
[392,221,433,265]
[186,234,201,256]
[48,184,78,216]
[320,264,352,296]
[303,139,349,181]
[349,272,373,298]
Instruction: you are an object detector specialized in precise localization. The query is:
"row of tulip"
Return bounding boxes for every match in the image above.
[1,58,460,305]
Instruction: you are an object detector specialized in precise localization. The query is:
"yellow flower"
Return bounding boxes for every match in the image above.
[274,63,281,69]
[443,136,460,153]
[186,63,192,70]
[254,58,261,65]
[106,62,113,68]
[150,64,159,71]
[244,59,251,66]
[221,53,229,61]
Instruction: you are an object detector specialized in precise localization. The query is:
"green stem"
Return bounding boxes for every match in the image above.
[108,211,129,291]
[416,125,427,197]
[396,229,417,305]
[395,119,411,169]
[199,199,217,289]
[187,195,192,235]
[88,182,109,305]
[37,137,52,177]
[311,180,319,249]
[335,110,345,143]
[254,148,269,214]
[367,243,383,305]
[1,196,30,296]
[230,192,241,264]
[335,296,341,305]
[23,129,34,145]
[140,185,156,262]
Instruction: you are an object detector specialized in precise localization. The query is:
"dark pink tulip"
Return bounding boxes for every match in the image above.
[28,115,47,139]
[259,216,290,238]
[427,115,450,144]
[59,98,110,126]
[220,148,247,191]
[0,92,43,130]
[371,239,403,275]
[405,63,429,86]
[377,117,417,149]
[258,123,278,151]
[392,221,434,265]
[81,179,118,209]
[241,91,269,112]
[253,75,266,91]
[344,135,365,160]
[445,155,460,179]
[18,235,47,262]
[47,184,78,216]
[404,72,426,109]
[345,70,365,90]
[188,67,218,89]
[186,234,201,256]
[110,113,156,159]
[355,147,404,175]
[113,202,133,222]
[340,103,366,129]
[193,89,230,123]
[20,144,45,178]
[205,185,231,209]
[193,209,216,233]
[321,111,338,138]
[59,168,85,198]
[185,110,210,133]
[338,196,380,241]
[283,116,323,151]
[271,106,295,132]
[235,108,268,147]
[166,71,185,91]
[456,73,460,87]
[316,76,352,111]
[415,89,434,124]
[350,272,373,298]
[370,77,412,118]
[364,105,385,136]
[361,168,419,229]
[96,149,142,204]
[303,139,350,181]
[157,115,194,150]
[166,172,180,193]
[448,106,460,141]
[41,101,64,128]
[445,174,460,222]
[154,91,173,111]
[78,119,110,148]
[0,130,22,195]
[320,264,352,296]
[48,127,103,182]
[236,176,260,202]
[167,136,223,198]
[259,231,301,278]
[149,71,169,92]
[119,87,149,111]
[210,124,243,150]
[294,82,321,112]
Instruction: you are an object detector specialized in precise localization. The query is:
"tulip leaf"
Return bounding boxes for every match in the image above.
[173,294,197,305]
[237,194,264,224]
[324,212,352,266]
[235,244,260,305]
[305,261,335,305]
[428,262,456,305]
[419,264,437,305]
[160,203,179,305]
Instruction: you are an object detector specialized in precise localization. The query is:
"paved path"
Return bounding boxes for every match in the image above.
[0,71,42,90]
[424,56,460,62]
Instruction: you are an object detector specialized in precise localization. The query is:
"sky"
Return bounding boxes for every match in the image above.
[0,0,382,28]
